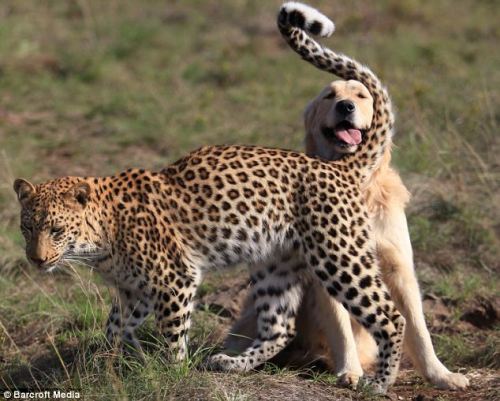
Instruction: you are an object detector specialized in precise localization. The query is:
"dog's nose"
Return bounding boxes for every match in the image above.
[336,100,356,115]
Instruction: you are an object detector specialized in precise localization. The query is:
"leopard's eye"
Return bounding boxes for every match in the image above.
[50,226,64,236]
[21,222,32,232]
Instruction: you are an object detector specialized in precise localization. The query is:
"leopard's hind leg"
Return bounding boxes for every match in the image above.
[207,250,306,372]
[303,240,405,393]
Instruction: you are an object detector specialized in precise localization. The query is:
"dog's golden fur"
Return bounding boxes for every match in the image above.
[225,81,469,390]
[303,80,375,161]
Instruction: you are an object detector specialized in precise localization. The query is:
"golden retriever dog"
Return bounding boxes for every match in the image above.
[224,80,469,390]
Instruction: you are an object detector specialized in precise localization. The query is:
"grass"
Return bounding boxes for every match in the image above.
[434,332,499,370]
[427,269,496,305]
[0,0,499,399]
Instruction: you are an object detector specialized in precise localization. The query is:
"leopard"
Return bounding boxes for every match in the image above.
[15,143,404,393]
[13,4,405,394]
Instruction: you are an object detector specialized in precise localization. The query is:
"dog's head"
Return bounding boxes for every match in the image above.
[304,80,373,159]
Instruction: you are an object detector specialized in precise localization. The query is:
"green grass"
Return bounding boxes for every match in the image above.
[434,332,500,369]
[0,0,499,399]
[426,269,497,306]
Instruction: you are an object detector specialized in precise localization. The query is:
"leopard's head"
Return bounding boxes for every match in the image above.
[13,177,98,272]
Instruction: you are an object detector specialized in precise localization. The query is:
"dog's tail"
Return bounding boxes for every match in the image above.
[277,2,394,177]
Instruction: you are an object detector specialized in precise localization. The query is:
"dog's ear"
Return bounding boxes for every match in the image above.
[304,99,319,134]
[13,178,36,205]
[303,98,321,156]
[304,85,332,136]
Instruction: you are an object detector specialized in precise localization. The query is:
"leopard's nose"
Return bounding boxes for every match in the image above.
[30,256,47,266]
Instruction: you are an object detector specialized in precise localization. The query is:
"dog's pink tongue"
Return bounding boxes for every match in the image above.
[336,129,362,145]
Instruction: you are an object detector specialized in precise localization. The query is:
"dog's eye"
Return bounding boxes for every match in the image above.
[357,93,367,99]
[323,92,336,100]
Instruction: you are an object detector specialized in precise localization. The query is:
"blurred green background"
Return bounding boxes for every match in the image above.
[0,1,498,399]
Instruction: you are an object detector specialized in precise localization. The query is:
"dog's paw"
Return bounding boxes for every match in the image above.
[430,371,469,390]
[337,371,361,389]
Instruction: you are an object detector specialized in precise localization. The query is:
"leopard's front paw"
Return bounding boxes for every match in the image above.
[206,353,252,372]
[206,353,238,372]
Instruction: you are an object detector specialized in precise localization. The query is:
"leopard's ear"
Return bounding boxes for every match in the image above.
[65,181,91,208]
[13,178,36,205]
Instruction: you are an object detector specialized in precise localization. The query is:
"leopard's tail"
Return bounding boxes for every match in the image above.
[277,2,394,177]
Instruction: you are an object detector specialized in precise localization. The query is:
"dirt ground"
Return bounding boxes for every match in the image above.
[192,275,500,401]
